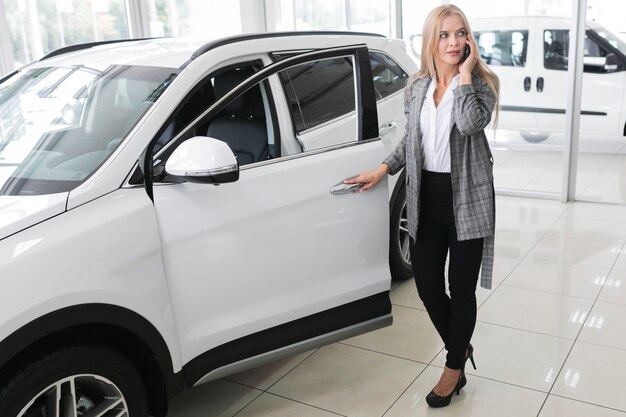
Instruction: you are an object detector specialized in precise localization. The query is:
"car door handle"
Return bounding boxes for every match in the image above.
[524,77,531,92]
[330,181,362,195]
[379,122,397,136]
[536,77,544,92]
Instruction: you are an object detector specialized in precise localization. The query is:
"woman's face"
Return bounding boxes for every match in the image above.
[437,14,468,67]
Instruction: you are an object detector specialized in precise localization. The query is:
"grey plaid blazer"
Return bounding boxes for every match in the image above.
[383,75,496,289]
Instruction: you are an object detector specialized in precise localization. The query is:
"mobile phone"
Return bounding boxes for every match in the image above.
[462,44,470,61]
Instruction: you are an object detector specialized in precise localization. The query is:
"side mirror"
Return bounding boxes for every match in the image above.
[165,136,239,184]
[604,53,619,72]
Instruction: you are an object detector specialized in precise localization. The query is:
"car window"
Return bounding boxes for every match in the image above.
[544,29,616,73]
[475,30,528,67]
[0,65,176,196]
[279,56,356,133]
[154,62,278,164]
[369,51,409,100]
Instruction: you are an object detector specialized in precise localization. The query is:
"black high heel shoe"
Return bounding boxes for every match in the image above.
[465,343,477,371]
[425,372,462,408]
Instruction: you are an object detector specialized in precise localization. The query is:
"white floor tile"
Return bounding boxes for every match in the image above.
[478,286,593,339]
[564,202,626,223]
[614,248,626,271]
[268,343,425,417]
[390,279,424,310]
[384,365,547,417]
[546,217,626,244]
[432,322,573,392]
[498,197,570,217]
[552,342,626,412]
[528,235,622,269]
[226,350,315,390]
[167,379,261,417]
[342,305,443,363]
[502,258,608,299]
[578,301,626,350]
[236,393,343,417]
[495,230,543,258]
[492,255,524,283]
[598,270,626,305]
[496,210,560,235]
[540,395,626,417]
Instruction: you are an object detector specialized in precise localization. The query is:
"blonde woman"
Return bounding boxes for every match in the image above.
[346,4,499,408]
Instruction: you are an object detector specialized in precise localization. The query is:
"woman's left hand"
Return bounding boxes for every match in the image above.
[459,35,478,75]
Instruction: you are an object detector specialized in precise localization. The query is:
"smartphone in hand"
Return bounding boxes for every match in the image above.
[462,44,470,61]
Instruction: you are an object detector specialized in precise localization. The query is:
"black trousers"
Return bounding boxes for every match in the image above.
[410,170,483,370]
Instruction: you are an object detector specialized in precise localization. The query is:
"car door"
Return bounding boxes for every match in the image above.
[148,45,392,386]
[535,20,626,137]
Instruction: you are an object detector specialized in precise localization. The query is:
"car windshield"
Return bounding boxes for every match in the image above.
[589,21,626,55]
[0,64,176,196]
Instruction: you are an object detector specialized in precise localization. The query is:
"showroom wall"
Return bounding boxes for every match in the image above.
[1,0,625,203]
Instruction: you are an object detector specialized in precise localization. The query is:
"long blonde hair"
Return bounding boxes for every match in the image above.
[416,4,500,127]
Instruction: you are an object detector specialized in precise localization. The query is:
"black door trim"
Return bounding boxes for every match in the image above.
[182,291,392,386]
[501,105,607,116]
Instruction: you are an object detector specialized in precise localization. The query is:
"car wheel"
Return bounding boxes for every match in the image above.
[389,183,413,280]
[520,131,550,143]
[0,342,148,417]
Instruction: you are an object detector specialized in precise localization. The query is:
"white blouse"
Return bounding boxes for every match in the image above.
[419,74,460,173]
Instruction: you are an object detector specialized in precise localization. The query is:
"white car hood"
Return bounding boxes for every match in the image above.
[0,193,68,240]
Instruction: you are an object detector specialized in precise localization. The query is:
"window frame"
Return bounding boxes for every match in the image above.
[138,44,378,197]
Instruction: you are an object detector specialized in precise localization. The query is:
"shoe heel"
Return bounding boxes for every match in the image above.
[468,353,477,370]
[465,343,477,370]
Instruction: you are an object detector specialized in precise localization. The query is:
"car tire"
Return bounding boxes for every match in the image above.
[389,183,413,280]
[0,342,148,417]
[520,131,550,143]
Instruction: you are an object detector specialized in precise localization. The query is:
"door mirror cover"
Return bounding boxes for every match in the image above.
[166,136,239,184]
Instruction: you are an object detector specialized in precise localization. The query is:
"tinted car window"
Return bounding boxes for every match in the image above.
[279,56,355,133]
[369,51,409,99]
[475,30,528,67]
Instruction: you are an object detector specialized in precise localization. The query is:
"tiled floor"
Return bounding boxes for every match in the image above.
[166,150,626,416]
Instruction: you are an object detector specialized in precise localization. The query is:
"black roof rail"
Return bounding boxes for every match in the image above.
[40,37,154,61]
[0,70,18,84]
[182,30,386,69]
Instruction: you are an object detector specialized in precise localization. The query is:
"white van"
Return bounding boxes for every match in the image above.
[471,16,626,142]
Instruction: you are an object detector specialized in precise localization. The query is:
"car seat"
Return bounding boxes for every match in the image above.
[207,68,269,165]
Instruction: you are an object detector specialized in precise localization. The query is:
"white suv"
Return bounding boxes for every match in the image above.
[0,32,417,416]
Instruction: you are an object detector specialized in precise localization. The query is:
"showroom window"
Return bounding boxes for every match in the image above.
[279,56,356,133]
[3,0,129,67]
[144,0,241,37]
[475,30,528,67]
[269,0,391,36]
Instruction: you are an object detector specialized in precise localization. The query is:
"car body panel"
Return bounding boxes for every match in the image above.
[155,141,390,362]
[0,193,67,240]
[0,188,183,370]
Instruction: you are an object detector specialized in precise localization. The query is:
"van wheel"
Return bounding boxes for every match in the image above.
[520,131,549,143]
[389,184,413,280]
[0,343,148,417]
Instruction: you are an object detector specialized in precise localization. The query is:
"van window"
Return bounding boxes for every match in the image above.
[475,30,528,67]
[544,29,615,73]
[544,30,569,70]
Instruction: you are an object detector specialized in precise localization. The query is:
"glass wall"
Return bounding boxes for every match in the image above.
[4,0,129,67]
[269,0,391,36]
[144,0,241,38]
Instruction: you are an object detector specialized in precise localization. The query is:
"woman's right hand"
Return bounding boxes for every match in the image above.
[344,163,390,192]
